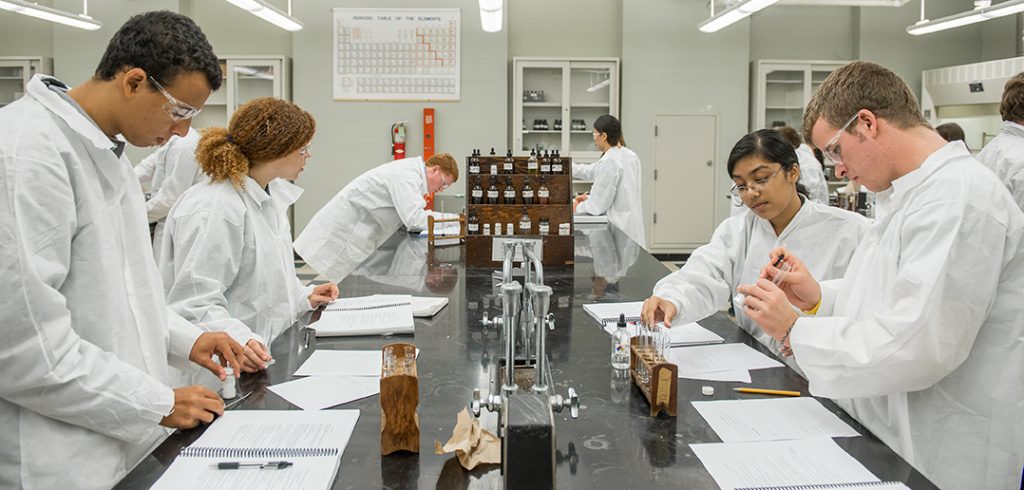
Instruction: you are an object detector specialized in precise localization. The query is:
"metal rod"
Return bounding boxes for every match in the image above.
[501,281,521,396]
[527,283,552,394]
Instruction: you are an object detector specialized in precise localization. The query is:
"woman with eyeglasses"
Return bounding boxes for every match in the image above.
[159,97,339,377]
[641,129,868,369]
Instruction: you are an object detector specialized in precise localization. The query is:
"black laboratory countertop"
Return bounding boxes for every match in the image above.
[117,225,937,489]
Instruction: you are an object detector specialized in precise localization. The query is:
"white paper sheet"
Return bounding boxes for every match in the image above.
[313,295,414,337]
[293,349,419,378]
[670,343,783,376]
[411,296,448,317]
[269,376,381,411]
[602,321,724,347]
[690,438,880,490]
[692,397,860,442]
[680,369,752,383]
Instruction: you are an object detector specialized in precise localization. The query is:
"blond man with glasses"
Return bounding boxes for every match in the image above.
[736,61,1024,490]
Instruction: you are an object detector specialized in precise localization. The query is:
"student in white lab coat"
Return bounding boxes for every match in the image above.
[161,98,339,373]
[979,71,1024,212]
[134,126,204,261]
[775,125,830,205]
[571,115,645,247]
[737,61,1024,490]
[640,130,868,368]
[294,153,460,282]
[0,12,247,489]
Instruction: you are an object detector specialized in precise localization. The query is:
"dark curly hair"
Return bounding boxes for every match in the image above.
[94,11,221,91]
[197,97,316,189]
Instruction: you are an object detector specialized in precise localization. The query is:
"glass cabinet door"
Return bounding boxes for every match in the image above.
[226,59,282,120]
[763,66,806,130]
[519,62,565,155]
[568,62,616,155]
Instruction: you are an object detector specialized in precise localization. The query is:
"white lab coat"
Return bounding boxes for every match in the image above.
[134,127,205,261]
[653,200,868,369]
[0,75,202,489]
[572,146,646,247]
[161,177,314,352]
[796,144,829,205]
[790,143,1024,490]
[978,120,1024,212]
[294,156,452,282]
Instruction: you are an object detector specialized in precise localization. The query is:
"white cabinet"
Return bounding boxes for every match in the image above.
[650,114,718,252]
[191,56,290,130]
[750,60,846,132]
[512,57,619,165]
[0,57,52,108]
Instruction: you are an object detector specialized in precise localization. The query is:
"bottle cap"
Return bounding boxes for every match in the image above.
[224,366,234,376]
[618,313,626,328]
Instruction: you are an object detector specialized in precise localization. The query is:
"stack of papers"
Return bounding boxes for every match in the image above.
[152,410,360,490]
[691,397,859,442]
[313,294,414,337]
[602,321,724,347]
[669,343,784,383]
[690,438,882,490]
[411,296,448,317]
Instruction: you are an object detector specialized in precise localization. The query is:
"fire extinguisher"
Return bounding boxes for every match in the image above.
[391,122,406,160]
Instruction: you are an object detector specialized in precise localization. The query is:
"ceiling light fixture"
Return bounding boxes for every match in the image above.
[0,0,101,31]
[699,0,780,33]
[907,0,1024,35]
[479,0,503,33]
[224,0,303,32]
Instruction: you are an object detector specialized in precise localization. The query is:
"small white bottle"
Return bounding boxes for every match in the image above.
[221,367,237,399]
[611,313,631,370]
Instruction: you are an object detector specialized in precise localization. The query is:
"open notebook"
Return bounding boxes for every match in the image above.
[583,301,643,325]
[313,294,414,337]
[152,410,359,490]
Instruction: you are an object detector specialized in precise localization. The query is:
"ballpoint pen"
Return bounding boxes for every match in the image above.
[215,461,293,470]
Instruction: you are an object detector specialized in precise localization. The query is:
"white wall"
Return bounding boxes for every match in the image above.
[749,6,856,61]
[289,0,508,232]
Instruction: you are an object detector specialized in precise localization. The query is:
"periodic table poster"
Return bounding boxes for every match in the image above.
[333,8,461,101]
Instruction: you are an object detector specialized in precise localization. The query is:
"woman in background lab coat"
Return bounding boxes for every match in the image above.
[134,126,205,261]
[641,129,868,368]
[294,153,460,282]
[571,115,646,247]
[161,98,338,374]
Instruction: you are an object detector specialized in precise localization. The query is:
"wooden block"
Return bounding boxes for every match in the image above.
[381,342,420,455]
[629,340,678,417]
[465,235,575,267]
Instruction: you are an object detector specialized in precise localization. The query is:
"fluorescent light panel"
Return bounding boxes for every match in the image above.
[0,0,101,30]
[224,0,303,32]
[907,0,1024,35]
[699,0,780,33]
[479,0,502,32]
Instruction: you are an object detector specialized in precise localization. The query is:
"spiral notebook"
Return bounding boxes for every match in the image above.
[313,294,414,337]
[151,410,360,490]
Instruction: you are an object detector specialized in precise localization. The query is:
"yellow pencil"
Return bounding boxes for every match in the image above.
[733,387,801,397]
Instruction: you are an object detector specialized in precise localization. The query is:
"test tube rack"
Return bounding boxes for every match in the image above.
[629,338,678,417]
[380,342,420,455]
[426,214,466,248]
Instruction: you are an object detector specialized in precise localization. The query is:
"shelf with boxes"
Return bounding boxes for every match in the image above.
[464,149,574,267]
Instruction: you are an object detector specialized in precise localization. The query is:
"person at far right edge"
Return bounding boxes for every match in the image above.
[735,61,1024,490]
[979,71,1024,212]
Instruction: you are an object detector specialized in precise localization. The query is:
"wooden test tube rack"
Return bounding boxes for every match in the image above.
[380,342,420,455]
[629,338,678,417]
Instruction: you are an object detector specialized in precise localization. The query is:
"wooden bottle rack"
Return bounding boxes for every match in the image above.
[464,154,575,267]
[629,338,678,417]
[380,342,420,455]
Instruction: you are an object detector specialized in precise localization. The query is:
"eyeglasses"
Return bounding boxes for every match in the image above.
[148,76,201,122]
[823,112,860,165]
[730,166,785,200]
[439,174,452,191]
[299,144,312,157]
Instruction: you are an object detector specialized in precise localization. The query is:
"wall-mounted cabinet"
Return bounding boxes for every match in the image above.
[0,56,52,108]
[191,56,290,131]
[512,57,619,167]
[750,60,846,131]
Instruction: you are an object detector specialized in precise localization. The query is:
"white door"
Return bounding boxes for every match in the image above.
[651,114,717,250]
[226,59,283,121]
